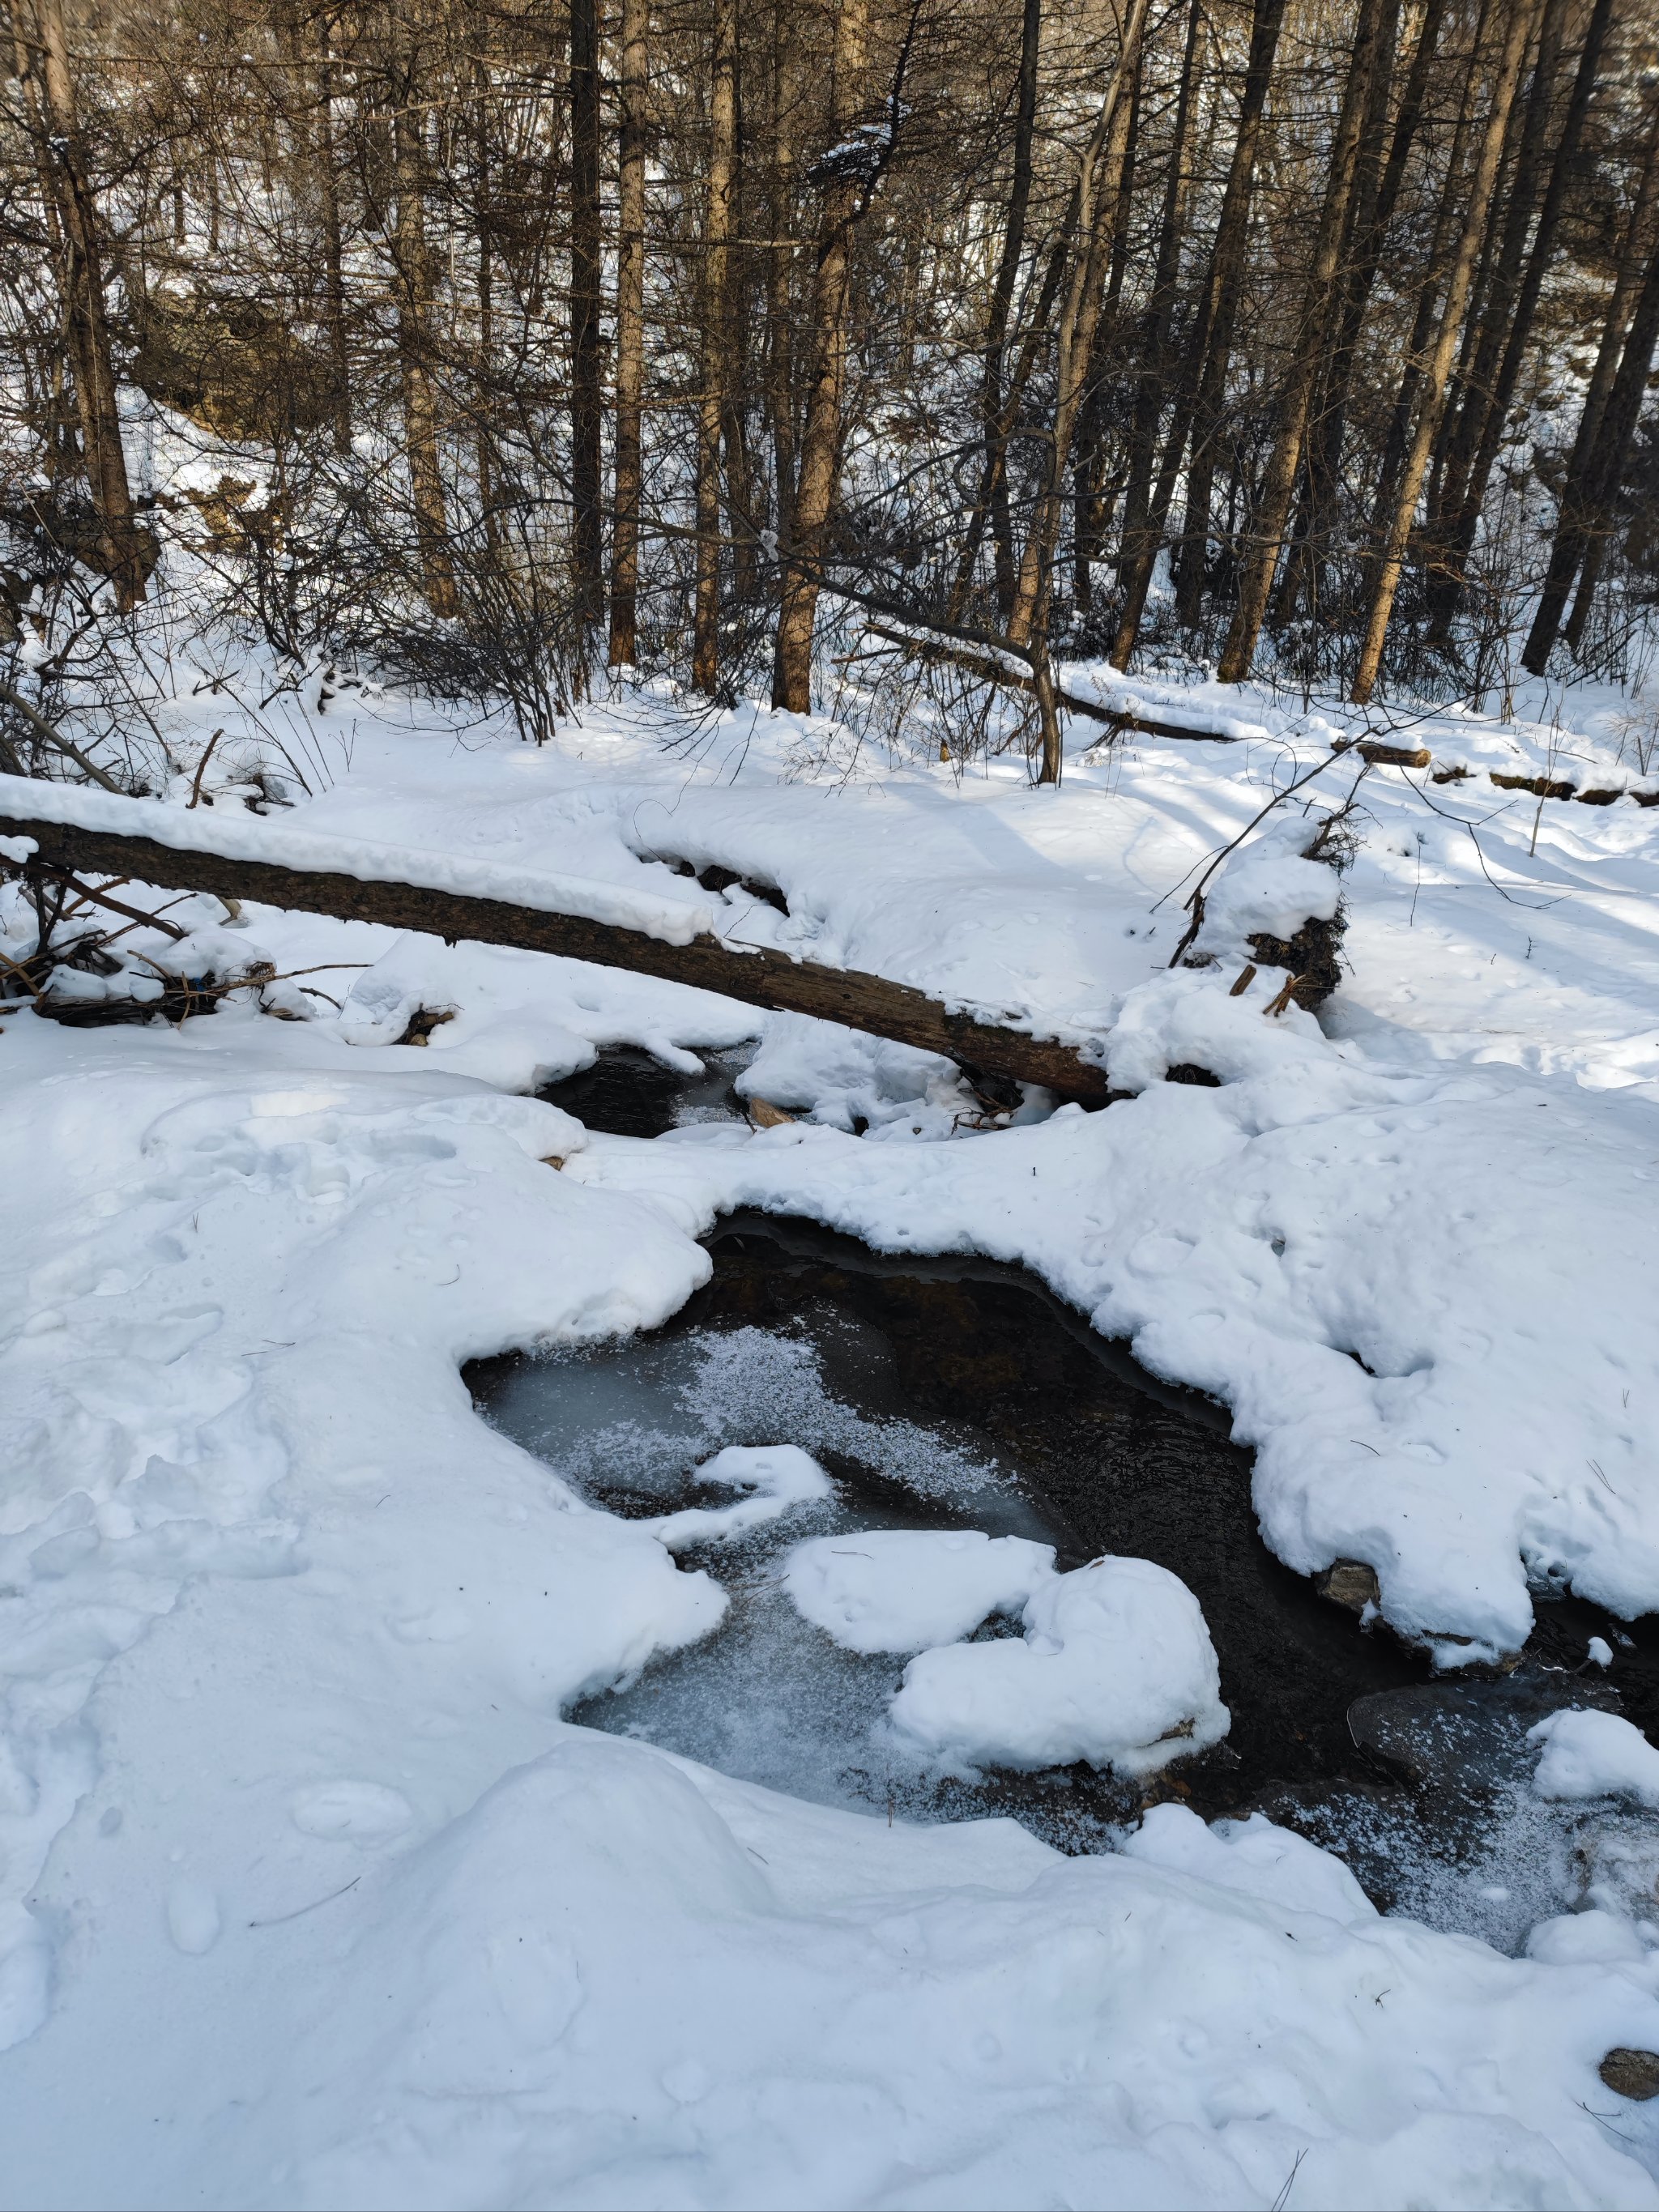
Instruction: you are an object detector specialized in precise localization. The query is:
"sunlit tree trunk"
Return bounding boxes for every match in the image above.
[1218,0,1392,683]
[771,0,870,716]
[608,0,649,667]
[1351,0,1541,703]
[22,0,147,608]
[693,0,737,693]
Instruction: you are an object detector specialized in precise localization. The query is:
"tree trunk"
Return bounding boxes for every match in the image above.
[1108,0,1203,669]
[980,0,1041,624]
[1005,0,1151,659]
[1162,0,1287,633]
[1217,0,1392,683]
[22,0,147,608]
[1282,0,1444,640]
[569,0,604,654]
[771,0,871,716]
[1421,0,1570,638]
[1351,0,1541,704]
[392,85,458,620]
[1431,0,1616,640]
[317,58,353,461]
[764,2,798,564]
[1273,0,1401,629]
[1520,122,1659,672]
[608,0,649,667]
[693,0,738,693]
[1561,216,1659,658]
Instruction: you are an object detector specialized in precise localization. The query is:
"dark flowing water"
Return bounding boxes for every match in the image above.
[471,1047,1659,1945]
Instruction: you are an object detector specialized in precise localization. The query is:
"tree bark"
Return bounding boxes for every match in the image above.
[569,0,604,654]
[693,0,739,693]
[1433,0,1615,637]
[1158,0,1287,634]
[1218,0,1392,683]
[1351,0,1541,704]
[1109,0,1205,667]
[771,0,871,716]
[1422,0,1576,637]
[608,0,650,667]
[981,0,1042,624]
[21,0,147,608]
[1560,209,1659,658]
[1005,0,1151,662]
[1273,0,1402,629]
[1260,0,1444,646]
[392,83,458,620]
[1519,122,1659,672]
[764,1,799,565]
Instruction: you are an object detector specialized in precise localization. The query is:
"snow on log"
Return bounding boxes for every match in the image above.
[0,775,1118,1102]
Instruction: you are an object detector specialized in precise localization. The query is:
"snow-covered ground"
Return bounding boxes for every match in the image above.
[6,672,1659,2205]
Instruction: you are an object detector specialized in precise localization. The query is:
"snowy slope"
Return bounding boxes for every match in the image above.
[3,678,1659,2204]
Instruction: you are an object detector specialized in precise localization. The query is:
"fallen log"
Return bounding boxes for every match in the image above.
[868,624,1659,799]
[864,622,1239,745]
[0,795,1120,1104]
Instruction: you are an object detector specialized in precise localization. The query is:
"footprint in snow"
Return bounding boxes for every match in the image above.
[289,1780,414,1842]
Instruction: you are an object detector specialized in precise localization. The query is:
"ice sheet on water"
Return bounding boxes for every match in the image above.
[486,1319,1051,1539]
[480,1319,1067,1810]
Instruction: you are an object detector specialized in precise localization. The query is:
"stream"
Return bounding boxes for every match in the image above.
[466,1046,1659,1952]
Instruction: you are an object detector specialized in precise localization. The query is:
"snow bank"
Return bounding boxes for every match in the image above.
[783,1528,1055,1653]
[1531,1710,1659,1809]
[57,1728,1648,2211]
[889,1554,1230,1775]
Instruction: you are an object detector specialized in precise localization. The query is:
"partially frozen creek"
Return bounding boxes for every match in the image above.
[466,1051,1659,1948]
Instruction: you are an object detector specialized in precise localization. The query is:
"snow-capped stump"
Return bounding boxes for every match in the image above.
[1180,809,1352,1011]
[783,1529,1056,1655]
[1599,2049,1659,2102]
[886,1554,1229,1776]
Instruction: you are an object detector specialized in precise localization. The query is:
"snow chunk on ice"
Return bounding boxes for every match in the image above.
[643,1444,833,1551]
[888,1554,1229,1775]
[1526,1909,1649,1966]
[1529,1708,1659,1807]
[783,1529,1055,1655]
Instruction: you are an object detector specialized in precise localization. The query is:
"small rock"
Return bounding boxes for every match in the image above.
[1599,2048,1659,2101]
[1316,1559,1380,1613]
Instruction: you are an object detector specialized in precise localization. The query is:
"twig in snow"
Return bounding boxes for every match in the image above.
[246,1875,361,1928]
[187,728,225,808]
[29,863,188,941]
[0,680,122,792]
[1270,2149,1307,2211]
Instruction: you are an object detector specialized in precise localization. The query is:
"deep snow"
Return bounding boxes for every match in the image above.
[4,675,1659,2204]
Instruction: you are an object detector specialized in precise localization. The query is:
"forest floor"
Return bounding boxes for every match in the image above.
[5,668,1659,2206]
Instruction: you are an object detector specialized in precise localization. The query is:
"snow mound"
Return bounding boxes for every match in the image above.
[1104,964,1330,1093]
[642,1443,833,1551]
[1122,1801,1377,1926]
[1529,1709,1659,1808]
[783,1529,1055,1654]
[888,1554,1230,1775]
